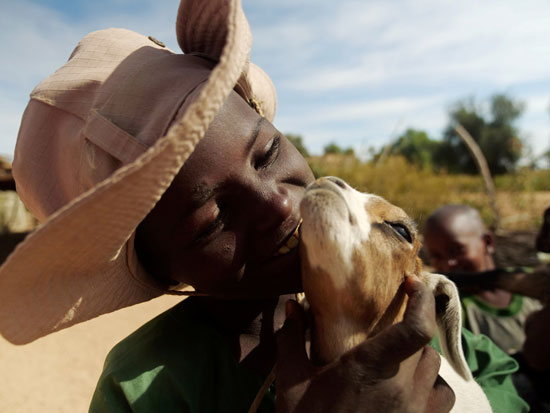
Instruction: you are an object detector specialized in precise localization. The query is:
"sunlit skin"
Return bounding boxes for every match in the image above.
[423,206,512,309]
[135,91,314,370]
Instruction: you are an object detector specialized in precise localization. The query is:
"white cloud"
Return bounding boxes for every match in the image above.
[1,2,79,91]
[0,99,23,158]
[1,0,549,159]
[0,0,182,157]
[525,96,550,113]
[279,0,550,92]
[519,95,550,157]
[287,95,444,124]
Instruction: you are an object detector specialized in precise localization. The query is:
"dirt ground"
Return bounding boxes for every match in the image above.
[0,295,183,412]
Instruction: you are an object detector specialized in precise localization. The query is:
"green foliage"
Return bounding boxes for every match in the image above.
[435,94,525,175]
[285,133,309,157]
[384,128,438,170]
[323,142,343,154]
[323,142,354,156]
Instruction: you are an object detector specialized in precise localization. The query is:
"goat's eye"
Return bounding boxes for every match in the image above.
[385,221,413,243]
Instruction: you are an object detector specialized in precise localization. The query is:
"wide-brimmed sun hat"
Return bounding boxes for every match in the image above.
[0,0,277,345]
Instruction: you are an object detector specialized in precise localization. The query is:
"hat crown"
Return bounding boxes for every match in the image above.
[0,0,278,344]
[15,29,216,221]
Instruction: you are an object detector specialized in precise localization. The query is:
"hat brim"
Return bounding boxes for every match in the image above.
[0,0,254,344]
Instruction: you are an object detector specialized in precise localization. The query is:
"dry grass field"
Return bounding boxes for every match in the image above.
[308,155,550,231]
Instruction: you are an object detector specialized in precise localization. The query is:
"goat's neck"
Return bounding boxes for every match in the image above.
[310,294,407,365]
[310,314,372,365]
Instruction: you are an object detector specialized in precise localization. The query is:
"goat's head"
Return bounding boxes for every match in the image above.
[299,176,471,380]
[300,177,420,338]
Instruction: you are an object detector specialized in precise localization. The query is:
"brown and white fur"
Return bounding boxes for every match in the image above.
[299,176,492,412]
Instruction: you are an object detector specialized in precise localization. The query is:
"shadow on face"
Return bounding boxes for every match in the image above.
[135,91,315,298]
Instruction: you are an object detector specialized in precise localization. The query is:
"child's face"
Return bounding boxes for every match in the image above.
[135,91,315,298]
[423,215,492,273]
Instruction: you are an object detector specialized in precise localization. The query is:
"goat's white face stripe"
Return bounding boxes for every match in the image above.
[300,180,378,290]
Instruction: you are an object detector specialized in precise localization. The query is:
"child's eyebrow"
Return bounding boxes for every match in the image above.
[188,117,266,210]
[244,117,267,153]
[190,182,220,209]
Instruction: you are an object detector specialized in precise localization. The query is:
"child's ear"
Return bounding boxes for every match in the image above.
[482,232,495,255]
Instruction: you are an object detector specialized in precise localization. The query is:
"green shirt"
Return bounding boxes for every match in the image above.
[91,298,528,412]
[461,294,542,355]
[430,329,529,413]
[90,298,274,412]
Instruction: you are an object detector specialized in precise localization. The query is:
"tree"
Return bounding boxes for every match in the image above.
[324,142,343,154]
[386,128,438,169]
[285,134,309,157]
[435,94,525,175]
[323,142,354,156]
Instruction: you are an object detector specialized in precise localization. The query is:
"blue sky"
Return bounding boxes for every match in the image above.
[1,0,549,161]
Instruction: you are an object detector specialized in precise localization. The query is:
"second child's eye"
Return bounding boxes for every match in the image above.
[255,135,280,169]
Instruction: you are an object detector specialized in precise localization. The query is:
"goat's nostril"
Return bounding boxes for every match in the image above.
[328,177,347,189]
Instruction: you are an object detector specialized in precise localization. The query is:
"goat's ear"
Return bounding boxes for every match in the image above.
[419,271,472,381]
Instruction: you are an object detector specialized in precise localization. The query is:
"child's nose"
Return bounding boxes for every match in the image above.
[447,258,458,268]
[251,185,293,231]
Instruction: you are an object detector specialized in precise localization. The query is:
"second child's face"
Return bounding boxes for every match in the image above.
[136,91,315,298]
[424,216,491,273]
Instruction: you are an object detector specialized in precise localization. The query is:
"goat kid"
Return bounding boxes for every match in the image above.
[299,176,492,412]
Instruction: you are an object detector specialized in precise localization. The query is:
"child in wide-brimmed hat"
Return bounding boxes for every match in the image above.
[0,1,528,411]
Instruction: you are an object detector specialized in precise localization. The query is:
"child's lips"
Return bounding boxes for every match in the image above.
[273,220,302,257]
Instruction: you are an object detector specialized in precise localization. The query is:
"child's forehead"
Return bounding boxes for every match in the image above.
[434,219,484,252]
[448,212,484,233]
[425,213,482,241]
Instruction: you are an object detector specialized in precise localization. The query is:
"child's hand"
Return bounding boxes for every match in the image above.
[275,275,455,412]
